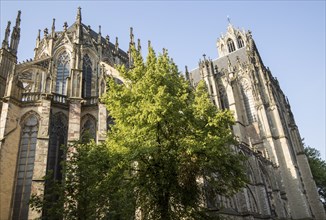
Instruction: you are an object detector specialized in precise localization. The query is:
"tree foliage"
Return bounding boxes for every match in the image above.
[32,46,248,219]
[304,146,326,209]
[101,46,247,219]
[31,138,135,219]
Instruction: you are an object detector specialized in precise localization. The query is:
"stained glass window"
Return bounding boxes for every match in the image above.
[82,54,92,98]
[55,52,70,95]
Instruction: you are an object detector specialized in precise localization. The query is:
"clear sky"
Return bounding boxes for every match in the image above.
[1,1,325,160]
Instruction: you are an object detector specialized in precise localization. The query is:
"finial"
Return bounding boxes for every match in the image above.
[87,25,91,33]
[162,48,166,55]
[44,28,48,37]
[52,18,55,32]
[97,25,102,44]
[9,11,21,55]
[185,65,190,81]
[37,29,41,40]
[148,40,151,48]
[130,27,134,44]
[63,22,68,31]
[15,10,21,27]
[76,7,82,23]
[137,38,141,51]
[105,35,110,45]
[2,21,11,48]
[203,54,206,60]
[227,15,231,24]
[115,37,119,51]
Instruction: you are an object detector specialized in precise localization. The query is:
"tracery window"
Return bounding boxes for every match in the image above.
[227,38,236,53]
[237,36,244,48]
[47,113,68,181]
[55,51,70,95]
[241,88,256,123]
[12,114,39,220]
[81,115,96,141]
[82,54,92,98]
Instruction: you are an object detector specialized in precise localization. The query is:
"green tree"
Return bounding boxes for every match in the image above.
[101,46,248,219]
[31,138,135,219]
[32,46,247,220]
[304,146,326,209]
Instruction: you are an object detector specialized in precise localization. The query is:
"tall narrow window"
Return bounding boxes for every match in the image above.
[82,54,92,98]
[242,87,256,124]
[237,36,244,48]
[55,52,70,95]
[227,39,236,53]
[12,114,39,220]
[47,113,68,181]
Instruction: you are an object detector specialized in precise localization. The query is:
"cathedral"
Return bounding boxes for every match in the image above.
[0,8,325,220]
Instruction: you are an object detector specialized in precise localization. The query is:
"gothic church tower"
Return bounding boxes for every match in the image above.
[189,22,325,219]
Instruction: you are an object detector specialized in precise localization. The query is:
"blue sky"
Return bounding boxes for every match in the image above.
[1,1,325,160]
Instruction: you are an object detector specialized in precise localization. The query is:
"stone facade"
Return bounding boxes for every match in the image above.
[188,24,325,219]
[0,9,324,220]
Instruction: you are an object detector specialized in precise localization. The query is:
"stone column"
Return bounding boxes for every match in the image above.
[29,98,51,219]
[0,100,21,220]
[67,99,82,143]
[98,103,107,142]
[269,106,312,219]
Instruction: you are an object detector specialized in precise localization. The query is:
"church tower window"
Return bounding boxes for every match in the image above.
[12,114,39,220]
[237,36,244,48]
[82,54,92,98]
[55,52,70,95]
[227,39,236,53]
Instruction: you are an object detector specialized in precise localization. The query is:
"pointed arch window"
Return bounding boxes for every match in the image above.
[81,115,96,141]
[241,87,257,124]
[227,39,236,53]
[12,114,39,220]
[237,36,244,48]
[82,54,92,98]
[47,113,68,181]
[55,51,70,95]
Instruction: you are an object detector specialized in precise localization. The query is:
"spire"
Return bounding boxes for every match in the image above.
[51,18,56,37]
[44,28,48,38]
[137,38,141,52]
[63,22,68,32]
[115,37,119,53]
[130,27,134,45]
[98,25,102,44]
[35,29,41,48]
[227,15,231,25]
[185,65,190,81]
[105,35,110,45]
[9,10,21,55]
[76,6,82,24]
[2,21,11,49]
